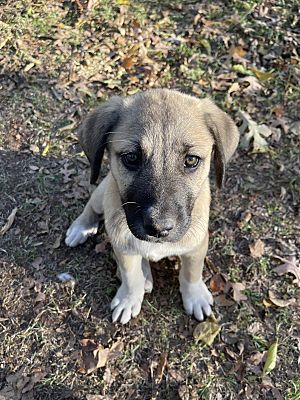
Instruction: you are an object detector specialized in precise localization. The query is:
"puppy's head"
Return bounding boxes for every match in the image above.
[79,89,239,243]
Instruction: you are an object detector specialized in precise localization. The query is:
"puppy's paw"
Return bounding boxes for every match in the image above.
[111,283,145,324]
[179,277,213,321]
[65,219,98,247]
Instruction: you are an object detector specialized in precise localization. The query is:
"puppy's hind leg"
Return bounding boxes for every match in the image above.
[65,176,107,247]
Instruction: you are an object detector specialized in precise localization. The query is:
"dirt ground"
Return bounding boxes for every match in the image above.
[0,1,299,399]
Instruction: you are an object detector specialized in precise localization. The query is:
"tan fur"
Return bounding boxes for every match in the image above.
[65,89,239,324]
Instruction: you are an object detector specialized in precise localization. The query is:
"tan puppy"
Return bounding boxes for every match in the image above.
[65,89,239,324]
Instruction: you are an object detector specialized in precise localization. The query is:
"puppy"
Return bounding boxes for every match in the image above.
[65,89,239,324]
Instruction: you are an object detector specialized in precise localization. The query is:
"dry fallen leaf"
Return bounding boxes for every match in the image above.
[0,207,17,236]
[80,339,108,374]
[249,239,265,258]
[239,110,272,153]
[210,273,226,293]
[122,56,135,71]
[193,315,221,346]
[250,67,274,81]
[2,367,46,399]
[268,290,296,308]
[273,256,300,287]
[228,82,240,95]
[107,340,124,361]
[155,352,168,384]
[248,351,266,366]
[214,294,235,307]
[262,338,278,377]
[229,45,246,59]
[79,339,123,374]
[225,282,248,302]
[168,368,184,382]
[240,76,263,94]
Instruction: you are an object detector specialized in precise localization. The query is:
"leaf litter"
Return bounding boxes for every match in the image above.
[0,207,17,236]
[79,339,124,375]
[193,315,221,346]
[0,1,299,399]
[262,339,279,377]
[239,110,272,153]
[273,256,300,287]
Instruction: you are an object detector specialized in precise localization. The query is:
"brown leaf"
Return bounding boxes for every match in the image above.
[273,256,300,286]
[155,352,168,384]
[168,368,184,382]
[94,347,109,369]
[80,339,99,374]
[240,76,263,94]
[214,294,235,307]
[248,351,265,366]
[122,56,135,71]
[272,105,284,118]
[3,368,46,397]
[268,290,296,308]
[228,82,240,95]
[229,45,246,59]
[249,239,265,258]
[237,211,252,228]
[225,282,247,302]
[210,273,226,293]
[79,339,122,374]
[107,340,124,361]
[0,207,17,236]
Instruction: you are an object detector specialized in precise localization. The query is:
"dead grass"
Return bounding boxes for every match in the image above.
[0,0,299,399]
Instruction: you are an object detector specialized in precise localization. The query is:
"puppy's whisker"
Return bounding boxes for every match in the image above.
[121,201,139,207]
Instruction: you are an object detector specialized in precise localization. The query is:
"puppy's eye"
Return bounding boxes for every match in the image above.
[121,152,141,170]
[184,155,201,170]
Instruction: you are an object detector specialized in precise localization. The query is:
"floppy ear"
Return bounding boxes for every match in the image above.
[203,100,239,188]
[79,96,123,184]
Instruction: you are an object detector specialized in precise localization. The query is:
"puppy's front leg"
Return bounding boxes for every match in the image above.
[111,250,145,324]
[179,232,213,321]
[65,177,107,247]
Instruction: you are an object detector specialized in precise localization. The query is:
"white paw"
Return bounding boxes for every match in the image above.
[179,277,213,321]
[65,219,98,247]
[111,283,145,324]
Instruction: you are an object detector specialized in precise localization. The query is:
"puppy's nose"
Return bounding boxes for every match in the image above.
[143,207,175,238]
